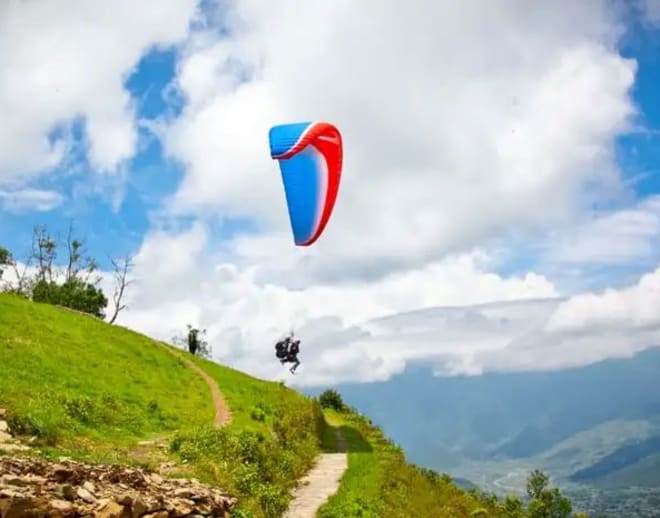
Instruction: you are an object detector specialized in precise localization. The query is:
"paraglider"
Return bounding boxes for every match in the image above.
[268,121,343,372]
[268,121,343,246]
[274,331,302,374]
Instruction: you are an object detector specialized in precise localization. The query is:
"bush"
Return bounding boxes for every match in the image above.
[32,279,108,318]
[319,389,344,411]
[250,406,266,422]
[169,394,320,518]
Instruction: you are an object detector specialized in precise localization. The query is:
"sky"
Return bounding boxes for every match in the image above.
[4,0,660,386]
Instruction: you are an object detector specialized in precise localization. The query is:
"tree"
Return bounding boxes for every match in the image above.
[175,325,211,358]
[31,225,57,283]
[25,223,108,318]
[525,470,572,518]
[61,220,99,285]
[527,470,550,500]
[0,244,32,296]
[502,495,525,518]
[108,254,134,324]
[0,246,11,280]
[32,278,108,319]
[319,389,345,411]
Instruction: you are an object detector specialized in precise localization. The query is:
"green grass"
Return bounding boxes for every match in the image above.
[1,292,564,518]
[0,293,212,459]
[0,293,326,517]
[168,354,324,518]
[317,407,518,518]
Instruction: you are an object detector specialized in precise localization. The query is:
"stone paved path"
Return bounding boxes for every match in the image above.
[283,428,348,518]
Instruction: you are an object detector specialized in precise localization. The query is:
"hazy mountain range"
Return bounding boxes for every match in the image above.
[305,346,660,515]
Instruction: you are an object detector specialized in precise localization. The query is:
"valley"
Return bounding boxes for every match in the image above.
[308,346,660,517]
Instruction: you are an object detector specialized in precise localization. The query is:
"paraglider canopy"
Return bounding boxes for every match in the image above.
[268,121,343,246]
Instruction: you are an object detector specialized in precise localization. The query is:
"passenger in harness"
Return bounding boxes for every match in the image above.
[287,339,301,373]
[274,333,301,373]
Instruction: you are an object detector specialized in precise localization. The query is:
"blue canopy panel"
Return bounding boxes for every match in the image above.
[269,121,343,246]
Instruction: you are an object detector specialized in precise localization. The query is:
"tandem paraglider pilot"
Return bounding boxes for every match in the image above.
[275,333,301,374]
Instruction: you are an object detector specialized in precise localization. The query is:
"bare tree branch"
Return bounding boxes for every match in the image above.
[108,254,134,324]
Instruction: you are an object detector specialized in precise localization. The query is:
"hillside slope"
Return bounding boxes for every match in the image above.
[1,293,574,517]
[0,293,214,451]
[0,293,321,517]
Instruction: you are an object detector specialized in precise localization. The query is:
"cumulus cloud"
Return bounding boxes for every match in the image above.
[113,222,558,383]
[547,196,660,265]
[5,0,657,388]
[108,218,660,386]
[162,0,636,283]
[641,0,660,24]
[545,265,660,334]
[100,0,660,387]
[0,0,198,182]
[0,189,64,213]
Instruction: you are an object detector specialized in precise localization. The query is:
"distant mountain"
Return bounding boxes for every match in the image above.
[570,436,660,487]
[305,346,660,488]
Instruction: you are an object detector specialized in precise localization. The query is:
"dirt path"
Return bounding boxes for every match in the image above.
[52,306,231,428]
[163,345,232,427]
[283,427,348,518]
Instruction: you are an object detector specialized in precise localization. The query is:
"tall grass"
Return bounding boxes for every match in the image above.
[169,355,324,518]
[318,407,515,518]
[0,294,212,453]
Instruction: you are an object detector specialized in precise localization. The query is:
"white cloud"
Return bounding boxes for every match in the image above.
[641,0,660,24]
[105,0,660,387]
[516,194,660,291]
[112,222,555,384]
[110,220,660,386]
[4,0,656,388]
[0,189,64,213]
[545,265,660,334]
[162,0,636,283]
[0,0,198,182]
[547,196,660,265]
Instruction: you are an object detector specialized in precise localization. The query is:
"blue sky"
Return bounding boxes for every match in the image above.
[2,1,659,281]
[5,1,660,384]
[1,47,181,266]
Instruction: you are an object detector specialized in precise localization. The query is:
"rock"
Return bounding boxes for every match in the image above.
[0,495,36,518]
[82,480,96,495]
[0,475,25,487]
[50,498,75,516]
[131,497,148,518]
[117,493,133,506]
[0,408,6,418]
[96,500,128,518]
[0,421,8,433]
[52,465,75,483]
[57,484,76,501]
[173,498,195,516]
[76,486,96,503]
[0,455,236,517]
[173,487,194,499]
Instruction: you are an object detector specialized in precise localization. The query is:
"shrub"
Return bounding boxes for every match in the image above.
[250,406,266,422]
[168,393,320,518]
[318,389,344,411]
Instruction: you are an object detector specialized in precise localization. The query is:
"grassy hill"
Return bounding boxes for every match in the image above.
[317,408,505,518]
[0,293,570,517]
[315,348,660,473]
[0,293,320,516]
